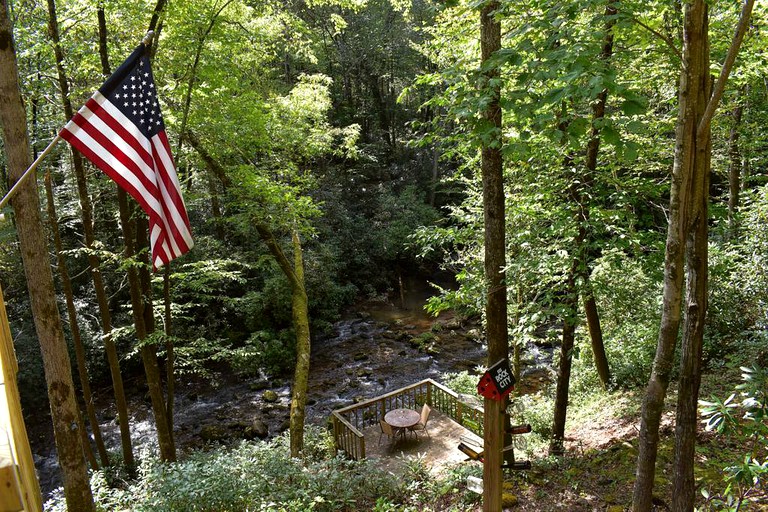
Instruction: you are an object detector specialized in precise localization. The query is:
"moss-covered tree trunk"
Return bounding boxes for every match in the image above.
[0,3,94,508]
[289,230,310,457]
[256,225,311,457]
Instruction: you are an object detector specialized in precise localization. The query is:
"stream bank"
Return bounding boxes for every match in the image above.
[32,284,553,501]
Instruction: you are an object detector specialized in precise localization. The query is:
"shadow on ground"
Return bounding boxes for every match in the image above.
[363,409,483,476]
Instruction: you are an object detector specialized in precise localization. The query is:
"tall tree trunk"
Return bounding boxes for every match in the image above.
[582,278,610,388]
[578,0,617,390]
[255,225,311,457]
[726,88,744,240]
[45,0,134,469]
[672,117,711,512]
[480,1,505,509]
[633,1,754,510]
[632,5,707,509]
[0,4,95,509]
[549,259,579,456]
[96,3,176,462]
[137,214,177,461]
[150,0,176,455]
[44,169,108,468]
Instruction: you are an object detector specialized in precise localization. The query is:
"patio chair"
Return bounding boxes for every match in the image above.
[409,403,431,438]
[379,419,398,445]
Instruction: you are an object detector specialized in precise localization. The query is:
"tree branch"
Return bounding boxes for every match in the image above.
[697,0,756,140]
[631,15,682,61]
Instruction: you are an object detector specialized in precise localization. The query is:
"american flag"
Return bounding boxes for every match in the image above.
[60,43,193,270]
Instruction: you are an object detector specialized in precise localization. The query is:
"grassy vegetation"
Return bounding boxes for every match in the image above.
[40,330,766,511]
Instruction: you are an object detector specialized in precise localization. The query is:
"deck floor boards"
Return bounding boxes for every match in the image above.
[361,409,483,476]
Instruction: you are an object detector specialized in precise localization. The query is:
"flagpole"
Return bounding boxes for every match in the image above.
[0,134,62,210]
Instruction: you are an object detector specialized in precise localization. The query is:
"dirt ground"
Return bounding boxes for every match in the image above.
[363,406,768,511]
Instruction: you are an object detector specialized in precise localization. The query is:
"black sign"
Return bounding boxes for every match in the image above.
[476,358,515,401]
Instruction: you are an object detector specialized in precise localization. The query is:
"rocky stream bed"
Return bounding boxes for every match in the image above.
[31,293,553,501]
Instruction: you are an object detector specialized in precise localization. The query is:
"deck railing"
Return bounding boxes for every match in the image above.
[330,378,484,460]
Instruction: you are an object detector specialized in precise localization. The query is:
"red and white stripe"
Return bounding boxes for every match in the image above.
[60,91,193,269]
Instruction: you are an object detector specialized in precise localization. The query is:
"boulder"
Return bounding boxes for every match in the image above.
[243,419,269,439]
[262,390,279,403]
[249,379,270,392]
[200,424,228,442]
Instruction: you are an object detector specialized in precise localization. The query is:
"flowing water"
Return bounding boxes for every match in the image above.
[33,278,552,500]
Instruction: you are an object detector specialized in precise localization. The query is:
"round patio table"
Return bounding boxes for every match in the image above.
[384,408,420,431]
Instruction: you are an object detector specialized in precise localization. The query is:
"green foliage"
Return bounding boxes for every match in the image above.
[699,365,768,511]
[590,250,662,388]
[441,371,479,395]
[45,425,480,511]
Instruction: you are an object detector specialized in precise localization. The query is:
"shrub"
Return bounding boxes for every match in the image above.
[590,250,662,388]
[699,365,768,511]
[46,426,405,512]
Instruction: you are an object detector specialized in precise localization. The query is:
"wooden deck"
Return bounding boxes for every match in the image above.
[361,409,483,476]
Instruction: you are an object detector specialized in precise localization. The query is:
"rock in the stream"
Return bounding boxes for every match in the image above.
[262,390,279,403]
[200,424,228,442]
[249,379,270,391]
[243,419,269,439]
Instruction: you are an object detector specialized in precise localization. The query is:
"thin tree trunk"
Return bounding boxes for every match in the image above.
[480,1,505,509]
[512,288,523,384]
[164,268,175,440]
[550,261,579,456]
[255,224,311,457]
[634,1,754,509]
[97,2,177,462]
[137,214,176,461]
[727,88,744,240]
[429,146,439,207]
[177,0,235,188]
[583,277,610,388]
[0,4,95,508]
[207,172,226,241]
[46,0,134,469]
[44,169,108,468]
[148,0,176,453]
[185,130,227,242]
[289,230,310,457]
[578,0,618,390]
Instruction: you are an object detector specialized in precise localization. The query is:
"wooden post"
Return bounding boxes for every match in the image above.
[480,0,505,508]
[0,284,43,512]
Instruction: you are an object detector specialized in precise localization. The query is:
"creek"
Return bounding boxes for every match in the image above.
[32,278,553,500]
